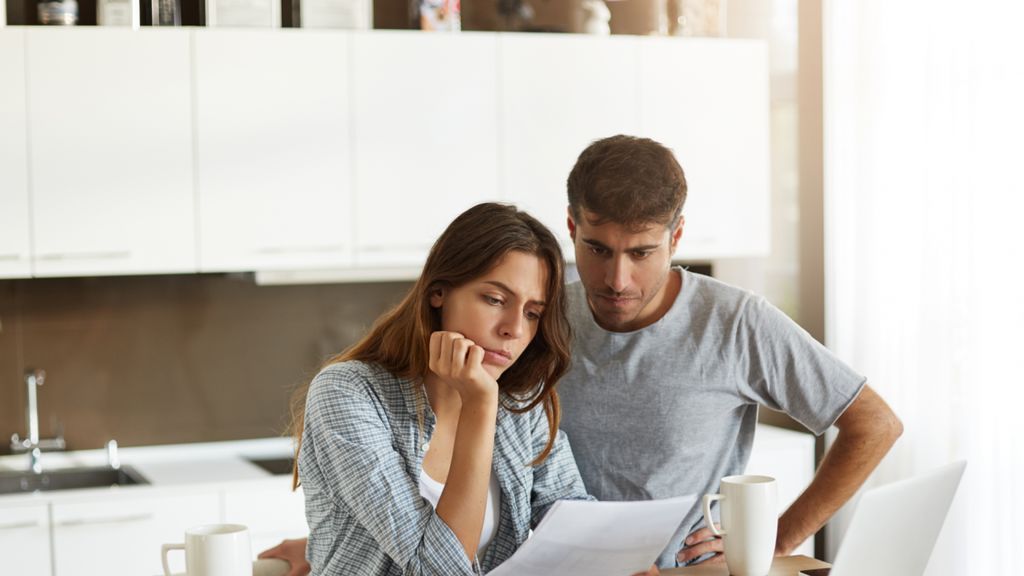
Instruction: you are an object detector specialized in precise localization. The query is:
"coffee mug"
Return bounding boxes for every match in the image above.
[162,523,253,576]
[702,475,777,576]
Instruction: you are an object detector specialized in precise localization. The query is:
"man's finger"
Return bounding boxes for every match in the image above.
[676,537,724,564]
[683,526,717,546]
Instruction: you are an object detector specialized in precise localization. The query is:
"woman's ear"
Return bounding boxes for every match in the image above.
[429,287,445,309]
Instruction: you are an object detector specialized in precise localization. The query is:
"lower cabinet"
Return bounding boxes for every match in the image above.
[222,478,308,557]
[51,491,220,576]
[0,502,51,576]
[0,479,309,576]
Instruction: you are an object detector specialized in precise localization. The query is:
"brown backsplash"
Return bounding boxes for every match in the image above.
[0,274,412,453]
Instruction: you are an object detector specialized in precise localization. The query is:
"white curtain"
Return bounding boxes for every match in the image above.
[823,1,1024,574]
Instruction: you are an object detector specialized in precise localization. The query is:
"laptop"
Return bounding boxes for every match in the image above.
[801,460,966,576]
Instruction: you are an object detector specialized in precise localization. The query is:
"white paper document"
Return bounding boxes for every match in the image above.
[488,495,697,576]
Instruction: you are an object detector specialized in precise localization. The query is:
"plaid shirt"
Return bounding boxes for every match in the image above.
[299,361,592,576]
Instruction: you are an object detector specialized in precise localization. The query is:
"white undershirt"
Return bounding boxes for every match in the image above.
[418,469,501,555]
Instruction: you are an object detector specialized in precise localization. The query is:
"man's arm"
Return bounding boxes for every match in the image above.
[678,384,902,564]
[774,383,902,554]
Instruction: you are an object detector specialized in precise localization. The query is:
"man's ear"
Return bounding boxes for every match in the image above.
[567,206,577,241]
[429,287,445,309]
[669,215,685,254]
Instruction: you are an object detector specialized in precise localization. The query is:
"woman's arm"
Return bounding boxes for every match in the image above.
[428,331,500,561]
[303,364,475,575]
[434,394,497,559]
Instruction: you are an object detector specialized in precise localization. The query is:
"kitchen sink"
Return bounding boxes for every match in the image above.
[0,465,149,495]
[246,456,294,476]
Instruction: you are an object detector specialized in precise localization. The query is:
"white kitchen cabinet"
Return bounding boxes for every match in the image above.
[51,490,219,576]
[0,501,51,576]
[195,29,354,272]
[638,38,771,259]
[499,33,641,257]
[222,478,307,557]
[26,28,196,277]
[0,29,31,279]
[350,31,501,267]
[4,30,771,279]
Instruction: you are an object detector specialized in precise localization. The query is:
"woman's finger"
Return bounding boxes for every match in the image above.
[439,332,456,374]
[466,344,485,372]
[428,331,443,372]
[453,337,477,374]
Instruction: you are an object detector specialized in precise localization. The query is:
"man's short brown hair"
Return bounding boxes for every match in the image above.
[567,135,687,230]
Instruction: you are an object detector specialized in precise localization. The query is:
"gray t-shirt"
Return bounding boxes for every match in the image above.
[558,267,866,568]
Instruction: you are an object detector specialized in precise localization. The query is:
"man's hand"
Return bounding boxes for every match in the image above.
[676,525,725,566]
[257,538,310,576]
[630,565,660,575]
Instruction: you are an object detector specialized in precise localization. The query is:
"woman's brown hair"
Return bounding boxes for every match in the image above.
[291,202,571,488]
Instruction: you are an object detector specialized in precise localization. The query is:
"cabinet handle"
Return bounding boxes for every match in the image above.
[256,244,345,255]
[57,513,154,527]
[36,251,132,261]
[0,521,40,531]
[359,244,431,253]
[0,253,23,262]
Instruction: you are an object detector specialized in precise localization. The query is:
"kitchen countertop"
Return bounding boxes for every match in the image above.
[0,437,295,505]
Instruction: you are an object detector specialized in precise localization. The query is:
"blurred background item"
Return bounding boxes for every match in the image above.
[669,0,725,37]
[581,0,609,35]
[37,0,78,24]
[97,0,139,26]
[418,0,458,30]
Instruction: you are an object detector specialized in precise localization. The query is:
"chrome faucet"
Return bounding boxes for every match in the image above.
[10,368,66,473]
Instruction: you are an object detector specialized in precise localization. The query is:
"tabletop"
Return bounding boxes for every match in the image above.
[663,555,831,576]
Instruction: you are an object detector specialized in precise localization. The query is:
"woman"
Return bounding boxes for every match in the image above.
[291,202,593,575]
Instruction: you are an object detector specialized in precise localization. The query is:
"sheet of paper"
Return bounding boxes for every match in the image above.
[488,495,697,576]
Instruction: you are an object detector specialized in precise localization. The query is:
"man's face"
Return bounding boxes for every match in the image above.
[569,209,683,332]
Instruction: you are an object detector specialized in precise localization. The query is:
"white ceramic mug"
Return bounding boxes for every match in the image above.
[162,523,253,576]
[702,475,777,576]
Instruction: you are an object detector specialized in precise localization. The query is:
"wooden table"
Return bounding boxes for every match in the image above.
[663,555,831,575]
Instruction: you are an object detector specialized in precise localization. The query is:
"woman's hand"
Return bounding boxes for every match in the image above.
[257,538,310,576]
[428,331,498,403]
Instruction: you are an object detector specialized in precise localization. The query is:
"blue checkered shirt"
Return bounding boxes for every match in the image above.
[299,361,592,575]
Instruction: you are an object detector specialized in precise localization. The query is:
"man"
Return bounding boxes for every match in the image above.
[555,135,901,568]
[260,135,902,574]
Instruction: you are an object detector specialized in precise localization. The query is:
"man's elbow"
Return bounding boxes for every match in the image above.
[845,385,903,447]
[885,410,904,444]
[868,403,903,450]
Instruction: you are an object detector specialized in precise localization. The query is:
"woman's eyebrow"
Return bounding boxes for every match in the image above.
[482,280,546,306]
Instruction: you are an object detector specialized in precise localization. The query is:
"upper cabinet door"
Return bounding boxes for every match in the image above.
[26,28,195,277]
[639,39,771,259]
[351,31,501,267]
[0,30,31,279]
[195,30,354,272]
[499,34,640,258]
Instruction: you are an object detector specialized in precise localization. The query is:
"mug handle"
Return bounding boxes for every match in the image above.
[161,543,185,576]
[702,494,727,536]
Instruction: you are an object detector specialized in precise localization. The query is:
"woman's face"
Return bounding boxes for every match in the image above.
[430,251,549,379]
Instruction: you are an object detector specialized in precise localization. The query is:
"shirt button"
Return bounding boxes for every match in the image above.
[422,442,430,452]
